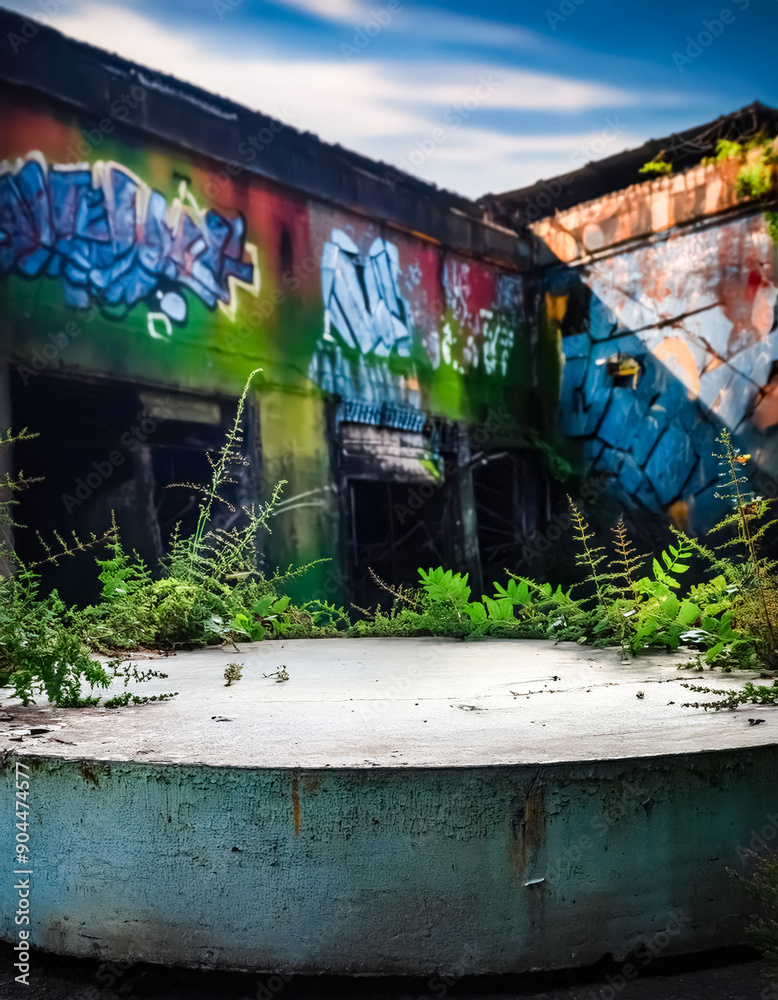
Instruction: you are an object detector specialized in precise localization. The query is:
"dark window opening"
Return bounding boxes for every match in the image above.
[10,372,255,605]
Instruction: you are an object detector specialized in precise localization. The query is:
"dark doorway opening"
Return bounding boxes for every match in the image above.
[472,449,556,585]
[348,477,459,609]
[336,421,466,609]
[10,372,256,605]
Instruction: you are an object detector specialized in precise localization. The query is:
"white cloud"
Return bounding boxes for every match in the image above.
[356,124,644,196]
[408,67,635,112]
[266,0,366,22]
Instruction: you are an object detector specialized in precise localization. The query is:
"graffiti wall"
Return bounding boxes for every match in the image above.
[0,152,258,337]
[304,209,527,432]
[0,95,528,414]
[545,206,778,533]
[0,87,530,593]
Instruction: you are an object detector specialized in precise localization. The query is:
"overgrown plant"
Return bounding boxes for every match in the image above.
[351,445,777,676]
[738,850,778,978]
[680,679,778,711]
[706,430,778,662]
[638,157,672,177]
[611,514,643,604]
[80,370,340,655]
[569,497,612,612]
[0,431,131,706]
[5,376,778,710]
[701,135,776,203]
[0,428,40,544]
[224,662,243,686]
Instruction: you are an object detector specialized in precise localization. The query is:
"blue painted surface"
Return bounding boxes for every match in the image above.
[552,213,778,529]
[1,748,774,974]
[321,230,412,358]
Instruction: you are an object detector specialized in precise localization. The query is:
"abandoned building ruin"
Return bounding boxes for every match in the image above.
[1,8,777,607]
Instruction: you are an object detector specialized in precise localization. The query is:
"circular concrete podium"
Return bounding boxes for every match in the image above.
[1,638,775,974]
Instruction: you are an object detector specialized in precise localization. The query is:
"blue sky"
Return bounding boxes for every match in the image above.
[4,0,776,197]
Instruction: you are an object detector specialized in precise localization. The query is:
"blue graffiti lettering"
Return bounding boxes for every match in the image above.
[0,153,255,328]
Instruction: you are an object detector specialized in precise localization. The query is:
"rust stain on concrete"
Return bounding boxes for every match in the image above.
[510,779,545,872]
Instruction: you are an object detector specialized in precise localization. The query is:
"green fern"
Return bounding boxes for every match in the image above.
[568,497,613,611]
[610,515,644,604]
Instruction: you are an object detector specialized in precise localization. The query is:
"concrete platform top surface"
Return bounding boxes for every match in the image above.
[1,638,775,768]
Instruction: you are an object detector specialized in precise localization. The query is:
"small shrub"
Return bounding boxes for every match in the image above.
[639,158,672,176]
[263,666,289,682]
[680,680,778,711]
[0,567,116,706]
[737,159,773,200]
[224,662,243,686]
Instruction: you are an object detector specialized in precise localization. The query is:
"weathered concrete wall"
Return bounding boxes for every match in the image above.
[531,157,753,264]
[1,747,772,974]
[537,160,778,532]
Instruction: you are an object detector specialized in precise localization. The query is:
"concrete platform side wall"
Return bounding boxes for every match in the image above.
[2,747,773,975]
